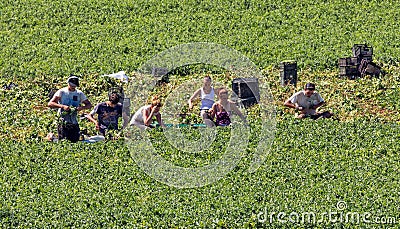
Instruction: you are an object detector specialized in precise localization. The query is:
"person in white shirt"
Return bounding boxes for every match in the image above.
[130,96,166,130]
[284,83,333,119]
[188,76,219,127]
[48,76,92,142]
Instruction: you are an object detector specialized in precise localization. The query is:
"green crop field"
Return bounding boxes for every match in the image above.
[1,0,400,228]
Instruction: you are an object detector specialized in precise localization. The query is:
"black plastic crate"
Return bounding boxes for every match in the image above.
[280,61,297,86]
[232,78,260,107]
[338,57,359,66]
[359,59,381,77]
[358,55,373,63]
[339,65,360,79]
[352,44,373,58]
[237,97,258,108]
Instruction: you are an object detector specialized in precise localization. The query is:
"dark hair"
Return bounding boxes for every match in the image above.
[109,92,120,104]
[67,75,79,87]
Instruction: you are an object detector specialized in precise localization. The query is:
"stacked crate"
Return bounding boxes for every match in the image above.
[352,44,373,63]
[338,57,360,79]
[339,44,380,79]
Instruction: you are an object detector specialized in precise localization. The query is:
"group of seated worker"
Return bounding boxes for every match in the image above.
[49,75,333,142]
[92,78,332,134]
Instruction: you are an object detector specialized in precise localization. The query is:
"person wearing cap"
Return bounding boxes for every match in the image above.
[284,83,333,119]
[48,76,92,142]
[86,91,129,136]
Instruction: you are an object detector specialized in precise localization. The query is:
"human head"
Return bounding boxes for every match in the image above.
[304,82,315,97]
[218,88,229,100]
[151,96,163,112]
[67,75,79,91]
[203,76,212,88]
[109,92,121,104]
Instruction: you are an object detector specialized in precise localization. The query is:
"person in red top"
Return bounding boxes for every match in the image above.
[210,88,247,126]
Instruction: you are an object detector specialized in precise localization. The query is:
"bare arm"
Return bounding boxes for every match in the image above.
[284,99,296,109]
[188,89,201,109]
[86,112,100,130]
[77,99,92,111]
[48,96,70,110]
[209,103,218,119]
[230,101,246,122]
[143,107,157,126]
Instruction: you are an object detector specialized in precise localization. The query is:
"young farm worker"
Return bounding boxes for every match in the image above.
[130,96,166,130]
[48,76,92,142]
[86,91,129,136]
[284,82,333,119]
[209,88,247,126]
[188,76,219,127]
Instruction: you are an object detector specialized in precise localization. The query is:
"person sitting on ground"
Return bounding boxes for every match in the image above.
[48,76,92,142]
[188,76,219,127]
[284,82,333,119]
[209,88,247,126]
[130,96,166,130]
[86,92,129,136]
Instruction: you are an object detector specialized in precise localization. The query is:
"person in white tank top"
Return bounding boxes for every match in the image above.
[130,96,166,130]
[188,76,219,127]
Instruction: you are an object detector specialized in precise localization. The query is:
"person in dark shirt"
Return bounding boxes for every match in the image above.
[87,92,129,136]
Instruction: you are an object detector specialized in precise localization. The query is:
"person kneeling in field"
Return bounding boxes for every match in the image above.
[284,83,333,120]
[86,92,129,136]
[209,88,247,126]
[130,96,166,130]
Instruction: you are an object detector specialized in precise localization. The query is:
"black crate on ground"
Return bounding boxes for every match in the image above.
[339,66,360,79]
[152,67,169,85]
[338,57,359,66]
[280,61,297,86]
[151,67,169,77]
[237,97,258,108]
[352,44,373,59]
[359,59,381,77]
[359,55,373,63]
[232,78,260,108]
